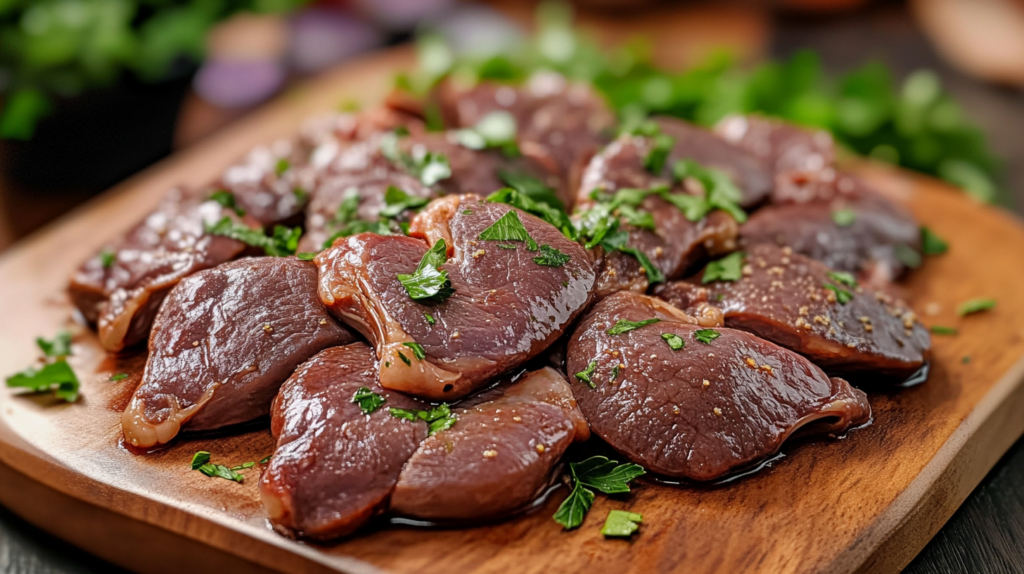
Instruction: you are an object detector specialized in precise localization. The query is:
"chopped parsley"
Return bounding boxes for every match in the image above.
[209,190,245,217]
[661,333,684,350]
[191,451,210,469]
[962,356,971,364]
[191,451,245,482]
[296,252,317,261]
[36,331,72,358]
[574,361,597,389]
[274,158,290,176]
[109,373,129,381]
[618,245,666,284]
[589,225,665,284]
[389,403,457,435]
[6,331,79,402]
[958,297,996,316]
[643,133,675,174]
[826,270,858,288]
[702,252,744,283]
[607,318,660,336]
[397,239,455,303]
[671,159,747,223]
[293,188,309,203]
[497,243,517,249]
[921,226,948,256]
[205,217,301,257]
[609,364,621,383]
[602,510,643,538]
[553,456,646,530]
[694,329,720,344]
[455,110,519,156]
[351,386,386,414]
[397,351,411,366]
[424,312,436,326]
[615,204,655,230]
[497,169,564,212]
[380,185,430,218]
[832,209,857,227]
[99,249,116,269]
[402,341,427,360]
[929,325,958,335]
[380,131,452,186]
[230,462,256,471]
[533,244,571,267]
[260,455,272,464]
[478,209,538,250]
[824,283,853,304]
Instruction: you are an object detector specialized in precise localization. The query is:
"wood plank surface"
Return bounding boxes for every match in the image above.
[1,47,1024,574]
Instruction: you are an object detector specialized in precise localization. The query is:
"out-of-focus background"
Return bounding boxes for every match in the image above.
[1,0,1023,572]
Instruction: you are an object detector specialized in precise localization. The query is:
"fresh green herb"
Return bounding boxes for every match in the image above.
[424,313,436,326]
[205,218,301,257]
[832,209,857,227]
[260,455,272,464]
[586,222,665,284]
[497,244,517,250]
[929,326,958,335]
[403,342,427,361]
[958,298,996,316]
[962,356,971,364]
[462,210,473,215]
[661,333,684,350]
[397,351,411,366]
[209,190,246,217]
[921,226,949,256]
[672,160,747,223]
[824,283,854,304]
[275,158,290,176]
[351,386,386,414]
[36,331,72,358]
[602,510,643,538]
[198,463,244,483]
[99,249,116,269]
[552,456,646,530]
[293,188,309,203]
[618,246,666,284]
[533,245,571,267]
[455,111,519,156]
[497,170,565,211]
[109,373,129,382]
[894,244,922,269]
[297,252,317,261]
[702,252,744,283]
[191,451,211,470]
[694,329,720,344]
[397,239,455,303]
[231,462,256,471]
[609,364,621,383]
[615,204,655,230]
[827,271,859,288]
[380,132,452,186]
[389,403,457,435]
[478,209,538,251]
[607,318,660,336]
[6,360,79,402]
[380,186,430,218]
[643,133,675,174]
[575,361,597,389]
[489,183,574,239]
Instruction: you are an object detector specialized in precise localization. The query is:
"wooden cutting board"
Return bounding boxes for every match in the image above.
[2,47,1024,574]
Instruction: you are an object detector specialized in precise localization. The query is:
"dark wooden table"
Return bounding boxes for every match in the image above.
[2,5,1024,574]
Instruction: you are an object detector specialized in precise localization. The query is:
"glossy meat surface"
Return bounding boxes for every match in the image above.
[566,292,872,481]
[654,244,930,377]
[122,257,355,448]
[316,196,595,399]
[69,189,248,352]
[390,367,589,521]
[740,184,922,282]
[260,344,428,540]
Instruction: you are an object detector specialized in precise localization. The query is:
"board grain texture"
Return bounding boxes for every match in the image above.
[1,48,1024,574]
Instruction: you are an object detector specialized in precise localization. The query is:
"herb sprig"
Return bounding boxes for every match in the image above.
[553,456,646,530]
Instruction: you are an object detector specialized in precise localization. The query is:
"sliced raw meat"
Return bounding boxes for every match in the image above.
[654,244,930,378]
[566,291,872,481]
[260,344,428,540]
[390,367,589,521]
[316,195,595,399]
[69,189,250,352]
[715,114,837,203]
[121,257,355,449]
[740,184,922,282]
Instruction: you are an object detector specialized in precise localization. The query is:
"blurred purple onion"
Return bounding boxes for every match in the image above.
[193,59,286,108]
[288,9,384,74]
[350,0,455,31]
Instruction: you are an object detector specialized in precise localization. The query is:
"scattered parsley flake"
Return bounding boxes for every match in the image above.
[607,318,660,336]
[380,132,452,186]
[351,386,386,414]
[826,270,858,288]
[694,329,720,344]
[6,360,79,402]
[962,356,971,364]
[894,244,922,269]
[424,313,436,326]
[602,510,643,538]
[832,209,857,227]
[402,342,427,360]
[206,217,301,257]
[496,243,517,249]
[36,331,72,358]
[643,133,675,174]
[478,209,538,250]
[671,160,747,223]
[380,185,430,218]
[209,190,245,216]
[397,351,411,366]
[260,455,271,464]
[929,325,958,335]
[921,226,948,256]
[533,244,571,267]
[496,170,565,212]
[661,333,684,350]
[99,249,116,269]
[575,361,597,389]
[958,298,996,316]
[397,239,455,303]
[553,456,646,530]
[109,373,129,381]
[824,283,854,304]
[191,451,211,470]
[389,404,456,435]
[292,188,309,203]
[274,158,290,176]
[703,252,744,283]
[609,364,621,383]
[297,252,317,261]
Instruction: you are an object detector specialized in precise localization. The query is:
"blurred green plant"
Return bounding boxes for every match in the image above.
[407,2,1001,202]
[0,0,309,140]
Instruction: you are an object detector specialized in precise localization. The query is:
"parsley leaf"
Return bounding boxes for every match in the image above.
[703,252,744,283]
[672,159,746,223]
[497,169,564,211]
[397,351,411,366]
[694,329,720,344]
[424,312,436,325]
[36,331,72,358]
[533,244,571,267]
[832,209,857,227]
[6,360,79,402]
[190,451,245,482]
[958,297,996,316]
[209,190,245,216]
[574,361,597,389]
[99,249,116,269]
[380,132,452,186]
[824,283,854,304]
[553,484,595,530]
[206,217,301,257]
[615,204,655,230]
[602,510,643,538]
[617,246,666,284]
[921,226,948,255]
[191,451,211,470]
[274,158,290,176]
[661,333,684,350]
[643,133,675,174]
[487,187,575,240]
[402,342,427,360]
[826,270,858,288]
[553,456,646,530]
[478,209,538,250]
[455,111,519,156]
[389,403,457,435]
[380,186,430,218]
[297,252,317,261]
[397,239,455,303]
[351,386,386,414]
[109,373,129,381]
[607,318,660,335]
[929,325,958,335]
